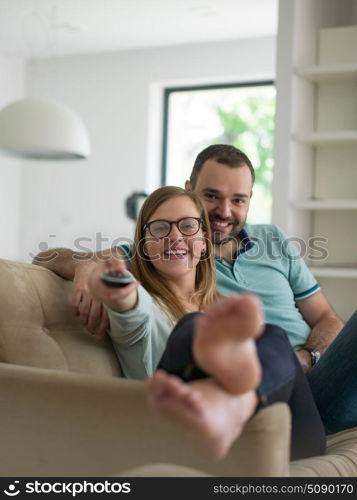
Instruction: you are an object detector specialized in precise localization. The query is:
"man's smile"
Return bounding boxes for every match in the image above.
[209,218,235,233]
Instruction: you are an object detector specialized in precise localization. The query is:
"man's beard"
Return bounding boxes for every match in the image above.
[210,216,246,246]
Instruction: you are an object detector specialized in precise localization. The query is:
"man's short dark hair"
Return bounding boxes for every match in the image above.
[190,144,255,188]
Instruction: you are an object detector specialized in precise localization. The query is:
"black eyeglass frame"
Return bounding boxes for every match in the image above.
[143,217,204,239]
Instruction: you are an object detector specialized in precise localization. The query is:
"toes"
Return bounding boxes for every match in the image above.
[202,297,240,324]
[199,293,264,338]
[233,294,264,320]
[150,370,189,399]
[207,294,262,319]
[150,370,175,397]
[148,372,167,398]
[149,370,204,417]
[183,390,204,415]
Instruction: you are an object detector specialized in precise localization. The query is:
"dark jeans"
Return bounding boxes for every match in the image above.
[308,311,357,434]
[158,313,326,461]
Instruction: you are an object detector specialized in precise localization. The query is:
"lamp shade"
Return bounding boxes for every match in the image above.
[0,97,91,160]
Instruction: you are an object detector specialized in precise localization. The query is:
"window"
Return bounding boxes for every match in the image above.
[162,82,275,224]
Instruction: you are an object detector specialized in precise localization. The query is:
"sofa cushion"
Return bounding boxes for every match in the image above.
[0,259,122,377]
[289,427,357,476]
[117,464,211,476]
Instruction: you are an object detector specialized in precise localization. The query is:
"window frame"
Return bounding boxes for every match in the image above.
[161,80,274,186]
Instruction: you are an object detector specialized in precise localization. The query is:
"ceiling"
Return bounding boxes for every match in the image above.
[0,0,278,59]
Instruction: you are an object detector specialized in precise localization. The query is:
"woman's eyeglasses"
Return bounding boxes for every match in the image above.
[143,217,203,239]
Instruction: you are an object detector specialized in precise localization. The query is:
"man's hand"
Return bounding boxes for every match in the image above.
[33,246,131,338]
[295,350,312,373]
[70,260,110,338]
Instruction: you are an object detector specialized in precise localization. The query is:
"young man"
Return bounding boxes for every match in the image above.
[184,145,343,373]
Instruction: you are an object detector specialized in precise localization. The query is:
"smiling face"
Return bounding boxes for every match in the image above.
[143,195,207,280]
[187,159,253,244]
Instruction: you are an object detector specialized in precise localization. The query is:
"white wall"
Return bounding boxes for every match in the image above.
[0,55,25,260]
[21,37,275,262]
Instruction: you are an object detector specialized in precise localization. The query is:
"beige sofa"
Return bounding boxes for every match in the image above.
[0,258,356,477]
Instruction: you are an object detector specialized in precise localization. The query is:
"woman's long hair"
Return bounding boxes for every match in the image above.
[130,186,220,321]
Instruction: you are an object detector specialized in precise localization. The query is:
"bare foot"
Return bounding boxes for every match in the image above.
[148,369,258,460]
[193,294,264,394]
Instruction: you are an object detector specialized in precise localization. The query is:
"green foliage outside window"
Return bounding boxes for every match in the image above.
[202,92,276,195]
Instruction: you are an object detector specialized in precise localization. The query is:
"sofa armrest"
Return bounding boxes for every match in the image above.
[0,362,291,477]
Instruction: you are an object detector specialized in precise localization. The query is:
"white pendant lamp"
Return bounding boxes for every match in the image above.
[0,97,91,160]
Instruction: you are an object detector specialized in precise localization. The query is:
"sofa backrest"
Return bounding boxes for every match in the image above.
[0,259,122,377]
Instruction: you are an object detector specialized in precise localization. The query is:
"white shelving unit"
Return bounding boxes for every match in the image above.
[294,64,357,83]
[273,0,357,321]
[293,200,357,210]
[294,131,357,145]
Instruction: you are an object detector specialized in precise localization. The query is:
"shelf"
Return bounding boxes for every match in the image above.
[293,130,357,145]
[292,200,357,210]
[294,63,357,82]
[309,266,357,279]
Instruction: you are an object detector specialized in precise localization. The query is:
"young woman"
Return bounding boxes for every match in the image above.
[88,186,325,460]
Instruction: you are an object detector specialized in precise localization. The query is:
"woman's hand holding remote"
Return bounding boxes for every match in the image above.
[88,257,139,316]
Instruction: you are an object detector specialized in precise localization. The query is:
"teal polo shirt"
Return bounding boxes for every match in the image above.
[215,224,320,349]
[119,223,320,350]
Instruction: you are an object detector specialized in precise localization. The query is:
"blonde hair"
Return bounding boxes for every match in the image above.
[131,186,220,321]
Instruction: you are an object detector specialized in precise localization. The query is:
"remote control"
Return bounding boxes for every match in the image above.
[100,271,134,288]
